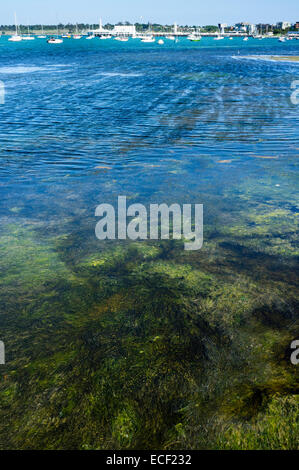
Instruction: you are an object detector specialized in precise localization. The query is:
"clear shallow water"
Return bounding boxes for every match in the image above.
[0,37,298,249]
[0,35,298,450]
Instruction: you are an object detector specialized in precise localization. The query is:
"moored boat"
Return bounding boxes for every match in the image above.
[8,13,23,42]
[47,37,63,44]
[73,24,82,39]
[114,36,129,42]
[188,33,202,42]
[141,35,155,43]
[22,25,35,40]
[8,35,22,42]
[37,25,46,38]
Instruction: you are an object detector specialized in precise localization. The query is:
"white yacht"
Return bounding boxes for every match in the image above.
[141,36,155,43]
[9,35,23,42]
[22,25,35,40]
[47,37,63,44]
[73,25,82,39]
[214,35,224,40]
[158,39,164,45]
[8,13,23,42]
[188,33,202,42]
[114,36,129,42]
[243,37,249,41]
[37,25,47,38]
[167,35,176,40]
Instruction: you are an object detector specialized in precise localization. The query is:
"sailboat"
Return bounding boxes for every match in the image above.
[188,31,202,42]
[86,24,95,39]
[73,24,82,39]
[86,29,95,40]
[47,37,63,44]
[8,13,23,42]
[22,25,35,40]
[141,24,155,43]
[37,25,46,39]
[114,36,129,42]
[61,29,71,38]
[141,35,155,43]
[47,26,63,43]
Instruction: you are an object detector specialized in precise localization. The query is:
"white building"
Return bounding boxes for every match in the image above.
[276,21,291,29]
[235,22,248,32]
[218,23,227,34]
[113,25,136,36]
[235,22,256,34]
[92,18,113,35]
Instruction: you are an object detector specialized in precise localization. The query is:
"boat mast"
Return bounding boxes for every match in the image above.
[14,12,18,35]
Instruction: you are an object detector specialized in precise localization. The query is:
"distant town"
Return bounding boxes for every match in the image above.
[1,20,299,37]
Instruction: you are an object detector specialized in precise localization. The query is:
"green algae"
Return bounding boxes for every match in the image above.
[216,395,299,450]
[0,225,72,289]
[0,219,298,450]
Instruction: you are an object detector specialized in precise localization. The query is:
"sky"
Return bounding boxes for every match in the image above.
[2,0,299,25]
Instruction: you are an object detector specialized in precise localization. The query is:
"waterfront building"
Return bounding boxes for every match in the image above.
[91,18,112,36]
[234,22,256,35]
[218,23,227,34]
[113,25,136,36]
[276,21,291,29]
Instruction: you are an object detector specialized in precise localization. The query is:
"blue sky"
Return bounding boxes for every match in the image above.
[2,0,299,25]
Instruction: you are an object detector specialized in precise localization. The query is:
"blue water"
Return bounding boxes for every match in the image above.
[1,35,299,450]
[0,36,298,264]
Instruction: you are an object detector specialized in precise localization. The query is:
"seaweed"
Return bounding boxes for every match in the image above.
[0,217,298,449]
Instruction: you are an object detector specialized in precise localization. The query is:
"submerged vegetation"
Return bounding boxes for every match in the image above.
[0,29,298,450]
[0,203,298,449]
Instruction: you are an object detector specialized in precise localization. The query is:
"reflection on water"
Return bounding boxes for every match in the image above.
[0,37,298,450]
